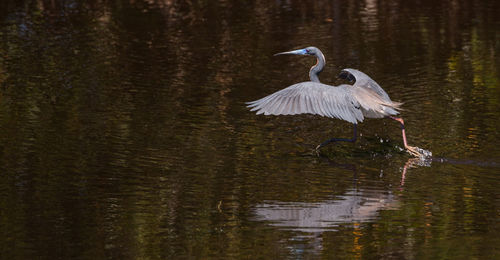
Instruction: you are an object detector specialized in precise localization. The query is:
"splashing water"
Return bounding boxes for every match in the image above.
[415,147,432,159]
[400,145,432,160]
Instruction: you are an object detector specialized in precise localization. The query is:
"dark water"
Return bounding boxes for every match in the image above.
[1,0,499,259]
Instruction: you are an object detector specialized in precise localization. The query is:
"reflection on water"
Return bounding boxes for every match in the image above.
[255,190,397,231]
[1,0,499,259]
[254,188,397,255]
[251,156,418,256]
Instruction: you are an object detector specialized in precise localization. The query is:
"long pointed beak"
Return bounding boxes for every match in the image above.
[274,49,307,56]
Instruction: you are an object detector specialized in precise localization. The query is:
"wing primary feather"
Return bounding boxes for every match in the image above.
[324,98,334,118]
[281,96,293,115]
[258,95,278,114]
[299,95,306,113]
[289,95,297,114]
[279,95,292,114]
[327,95,337,118]
[304,95,311,114]
[276,96,290,115]
[309,95,319,115]
[266,95,281,114]
[287,95,297,114]
[315,94,327,117]
[319,94,330,117]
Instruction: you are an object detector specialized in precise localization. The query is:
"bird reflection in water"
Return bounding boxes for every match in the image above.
[251,156,428,256]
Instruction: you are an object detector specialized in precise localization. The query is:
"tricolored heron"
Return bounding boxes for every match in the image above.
[246,46,421,156]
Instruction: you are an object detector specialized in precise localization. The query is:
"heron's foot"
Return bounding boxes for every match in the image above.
[405,145,421,157]
[405,145,432,158]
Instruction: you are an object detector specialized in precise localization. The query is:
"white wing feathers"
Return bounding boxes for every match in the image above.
[246,82,365,124]
[352,86,402,118]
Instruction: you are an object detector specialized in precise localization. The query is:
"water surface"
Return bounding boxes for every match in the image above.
[0,0,499,259]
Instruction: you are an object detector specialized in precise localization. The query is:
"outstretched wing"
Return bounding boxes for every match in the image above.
[246,82,364,124]
[340,68,391,102]
[340,68,402,117]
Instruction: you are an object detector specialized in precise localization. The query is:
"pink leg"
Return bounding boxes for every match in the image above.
[400,158,420,189]
[389,116,422,157]
[389,116,408,148]
[400,162,407,188]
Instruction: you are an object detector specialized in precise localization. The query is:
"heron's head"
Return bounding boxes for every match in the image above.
[274,46,321,57]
